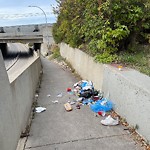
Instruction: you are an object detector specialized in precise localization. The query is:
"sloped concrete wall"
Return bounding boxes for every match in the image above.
[0,51,42,150]
[0,51,17,150]
[60,43,150,143]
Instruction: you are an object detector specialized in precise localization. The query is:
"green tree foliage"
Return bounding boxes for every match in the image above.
[53,0,150,62]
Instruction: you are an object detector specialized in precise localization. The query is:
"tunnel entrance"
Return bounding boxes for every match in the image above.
[33,43,41,51]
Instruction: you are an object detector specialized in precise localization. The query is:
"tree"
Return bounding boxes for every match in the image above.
[53,0,150,57]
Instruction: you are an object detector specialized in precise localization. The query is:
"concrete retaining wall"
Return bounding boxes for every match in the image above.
[60,43,150,143]
[0,52,42,150]
[60,43,104,90]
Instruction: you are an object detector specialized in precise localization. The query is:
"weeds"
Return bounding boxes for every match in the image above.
[118,45,150,76]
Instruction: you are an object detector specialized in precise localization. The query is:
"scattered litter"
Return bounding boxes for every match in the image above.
[82,99,94,105]
[68,91,74,95]
[57,93,63,98]
[64,103,72,111]
[67,88,72,92]
[80,80,94,90]
[94,113,98,117]
[35,107,46,113]
[35,94,39,98]
[79,89,93,98]
[47,94,51,97]
[65,80,118,127]
[101,115,119,126]
[74,80,94,95]
[76,104,81,109]
[118,65,123,71]
[93,96,99,101]
[76,97,83,102]
[98,92,103,99]
[73,86,81,95]
[52,100,59,104]
[98,111,106,117]
[70,101,76,105]
[73,89,78,96]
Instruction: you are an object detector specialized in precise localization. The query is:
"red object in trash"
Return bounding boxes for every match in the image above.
[98,111,106,116]
[93,96,99,101]
[67,88,72,92]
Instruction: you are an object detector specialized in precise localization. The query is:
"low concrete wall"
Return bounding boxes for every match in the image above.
[60,43,104,90]
[0,52,42,150]
[60,43,150,143]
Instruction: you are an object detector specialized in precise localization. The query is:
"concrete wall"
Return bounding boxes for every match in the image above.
[60,43,150,143]
[60,43,104,90]
[0,51,42,150]
[102,65,150,142]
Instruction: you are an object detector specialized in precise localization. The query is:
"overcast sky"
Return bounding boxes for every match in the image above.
[0,0,58,26]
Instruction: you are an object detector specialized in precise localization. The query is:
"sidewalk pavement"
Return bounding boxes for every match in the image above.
[24,57,144,150]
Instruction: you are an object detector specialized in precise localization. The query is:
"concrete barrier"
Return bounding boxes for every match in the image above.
[60,43,150,143]
[60,43,104,90]
[0,52,42,150]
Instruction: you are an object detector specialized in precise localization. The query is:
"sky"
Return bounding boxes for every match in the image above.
[0,0,58,27]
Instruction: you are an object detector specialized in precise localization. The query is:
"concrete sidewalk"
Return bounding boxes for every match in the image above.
[24,57,143,150]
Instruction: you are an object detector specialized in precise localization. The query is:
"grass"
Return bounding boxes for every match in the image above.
[118,45,150,76]
[48,44,61,59]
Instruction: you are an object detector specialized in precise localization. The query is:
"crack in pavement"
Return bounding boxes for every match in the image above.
[25,133,129,149]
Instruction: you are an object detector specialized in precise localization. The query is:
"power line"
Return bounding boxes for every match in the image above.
[0,12,52,19]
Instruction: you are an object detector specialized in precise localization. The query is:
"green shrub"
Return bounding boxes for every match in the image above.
[51,46,60,59]
[53,0,150,64]
[95,52,117,63]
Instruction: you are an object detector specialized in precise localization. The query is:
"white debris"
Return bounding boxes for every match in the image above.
[47,94,51,97]
[35,107,46,113]
[70,101,76,105]
[52,100,59,104]
[76,98,83,102]
[57,93,63,98]
[101,115,119,126]
[35,94,39,98]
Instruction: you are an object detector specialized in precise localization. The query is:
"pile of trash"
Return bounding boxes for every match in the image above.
[34,80,119,126]
[64,80,119,126]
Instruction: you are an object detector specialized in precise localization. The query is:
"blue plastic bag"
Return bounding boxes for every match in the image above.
[90,98,113,113]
